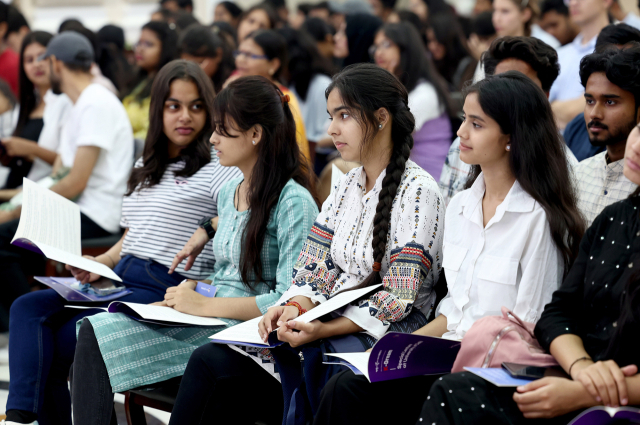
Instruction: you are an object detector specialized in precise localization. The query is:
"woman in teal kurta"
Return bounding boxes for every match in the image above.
[71,76,319,425]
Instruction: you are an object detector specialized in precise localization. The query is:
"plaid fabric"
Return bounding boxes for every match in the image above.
[575,152,637,227]
[438,138,471,207]
[81,177,318,393]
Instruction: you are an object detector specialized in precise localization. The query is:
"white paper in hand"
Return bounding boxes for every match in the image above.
[11,178,121,281]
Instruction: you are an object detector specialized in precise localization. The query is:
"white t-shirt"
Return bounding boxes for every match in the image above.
[58,84,134,233]
[27,90,73,182]
[408,80,443,132]
[290,74,332,143]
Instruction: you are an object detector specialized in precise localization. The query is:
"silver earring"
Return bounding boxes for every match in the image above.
[252,140,256,145]
[378,124,383,129]
[506,145,511,151]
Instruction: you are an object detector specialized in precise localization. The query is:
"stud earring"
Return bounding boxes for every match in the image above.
[506,145,511,151]
[252,140,256,145]
[378,124,383,129]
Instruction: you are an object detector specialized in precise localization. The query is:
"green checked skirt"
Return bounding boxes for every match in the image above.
[79,312,240,393]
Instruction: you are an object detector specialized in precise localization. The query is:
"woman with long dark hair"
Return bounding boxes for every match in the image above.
[373,22,453,178]
[4,60,240,425]
[214,0,243,28]
[334,13,383,67]
[312,71,585,425]
[278,26,334,162]
[426,13,477,91]
[179,24,235,93]
[254,62,444,424]
[70,75,319,425]
[0,31,60,189]
[123,20,178,141]
[231,29,310,158]
[417,126,640,425]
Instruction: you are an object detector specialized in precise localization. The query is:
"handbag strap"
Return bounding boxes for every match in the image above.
[500,306,534,338]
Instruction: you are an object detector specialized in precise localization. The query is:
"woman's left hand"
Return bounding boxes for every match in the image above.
[164,284,210,316]
[513,377,593,418]
[1,137,35,158]
[276,319,324,348]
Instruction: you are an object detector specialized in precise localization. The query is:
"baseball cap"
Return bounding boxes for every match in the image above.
[39,31,94,66]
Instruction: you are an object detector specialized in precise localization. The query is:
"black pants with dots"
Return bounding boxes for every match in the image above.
[419,372,581,425]
[313,370,440,425]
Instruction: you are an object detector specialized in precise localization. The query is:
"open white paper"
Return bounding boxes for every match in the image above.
[210,284,383,346]
[11,178,121,281]
[111,302,226,327]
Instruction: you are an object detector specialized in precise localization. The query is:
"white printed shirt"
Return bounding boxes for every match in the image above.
[278,160,444,339]
[575,151,637,227]
[437,173,563,340]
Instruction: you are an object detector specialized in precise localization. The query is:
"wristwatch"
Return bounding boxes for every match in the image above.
[197,216,216,240]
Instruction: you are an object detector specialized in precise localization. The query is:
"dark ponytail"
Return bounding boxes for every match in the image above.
[326,63,415,288]
[213,75,319,288]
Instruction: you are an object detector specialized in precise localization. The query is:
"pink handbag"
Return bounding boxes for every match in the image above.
[451,306,558,373]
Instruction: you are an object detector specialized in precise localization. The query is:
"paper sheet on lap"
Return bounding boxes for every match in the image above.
[11,178,121,281]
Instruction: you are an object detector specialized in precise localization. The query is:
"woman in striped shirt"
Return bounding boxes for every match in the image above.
[3,60,240,425]
[70,75,319,425]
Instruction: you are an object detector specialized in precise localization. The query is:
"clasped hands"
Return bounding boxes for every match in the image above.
[258,304,324,348]
[513,360,638,419]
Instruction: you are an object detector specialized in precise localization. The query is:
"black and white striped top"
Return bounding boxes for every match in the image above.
[120,148,242,279]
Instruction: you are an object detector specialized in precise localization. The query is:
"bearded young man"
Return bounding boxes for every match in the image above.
[574,46,640,226]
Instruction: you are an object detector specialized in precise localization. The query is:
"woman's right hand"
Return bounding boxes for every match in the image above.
[573,360,638,407]
[258,305,300,342]
[169,227,210,273]
[65,255,102,284]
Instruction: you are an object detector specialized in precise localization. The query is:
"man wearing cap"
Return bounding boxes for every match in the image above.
[0,31,133,425]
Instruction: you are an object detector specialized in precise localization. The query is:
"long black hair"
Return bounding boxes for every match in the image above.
[212,76,319,288]
[126,60,214,195]
[245,29,288,83]
[14,31,53,137]
[463,71,585,272]
[97,24,134,95]
[326,63,416,289]
[276,27,333,101]
[344,14,383,67]
[127,21,178,102]
[179,24,235,93]
[377,22,453,117]
[427,13,475,89]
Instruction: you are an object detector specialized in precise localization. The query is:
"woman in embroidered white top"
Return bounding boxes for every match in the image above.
[312,71,586,425]
[258,63,445,422]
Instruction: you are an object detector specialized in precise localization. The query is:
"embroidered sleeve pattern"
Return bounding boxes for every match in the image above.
[289,222,341,299]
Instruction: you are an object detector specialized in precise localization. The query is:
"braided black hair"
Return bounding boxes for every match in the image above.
[326,63,415,289]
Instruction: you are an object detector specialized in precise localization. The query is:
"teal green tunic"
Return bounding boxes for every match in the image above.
[82,177,318,392]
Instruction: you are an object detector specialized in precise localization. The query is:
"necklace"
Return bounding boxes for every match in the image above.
[234,179,244,211]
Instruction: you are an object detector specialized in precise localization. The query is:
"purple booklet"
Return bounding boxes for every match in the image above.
[325,332,461,383]
[35,276,131,302]
[568,407,640,425]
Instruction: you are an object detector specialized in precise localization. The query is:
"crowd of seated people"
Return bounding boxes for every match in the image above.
[1,0,640,424]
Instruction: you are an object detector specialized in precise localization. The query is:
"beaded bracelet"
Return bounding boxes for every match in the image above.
[569,356,593,376]
[285,301,307,317]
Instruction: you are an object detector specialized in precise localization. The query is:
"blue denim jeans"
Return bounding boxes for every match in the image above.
[6,255,186,425]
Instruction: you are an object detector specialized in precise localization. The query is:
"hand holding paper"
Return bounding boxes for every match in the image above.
[11,179,121,281]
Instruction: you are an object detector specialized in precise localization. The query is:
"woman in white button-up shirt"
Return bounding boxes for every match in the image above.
[419,70,585,341]
[312,71,586,425]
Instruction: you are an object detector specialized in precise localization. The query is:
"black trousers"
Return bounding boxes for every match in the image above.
[417,372,580,425]
[313,370,441,425]
[0,213,112,332]
[71,320,117,425]
[168,343,284,425]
